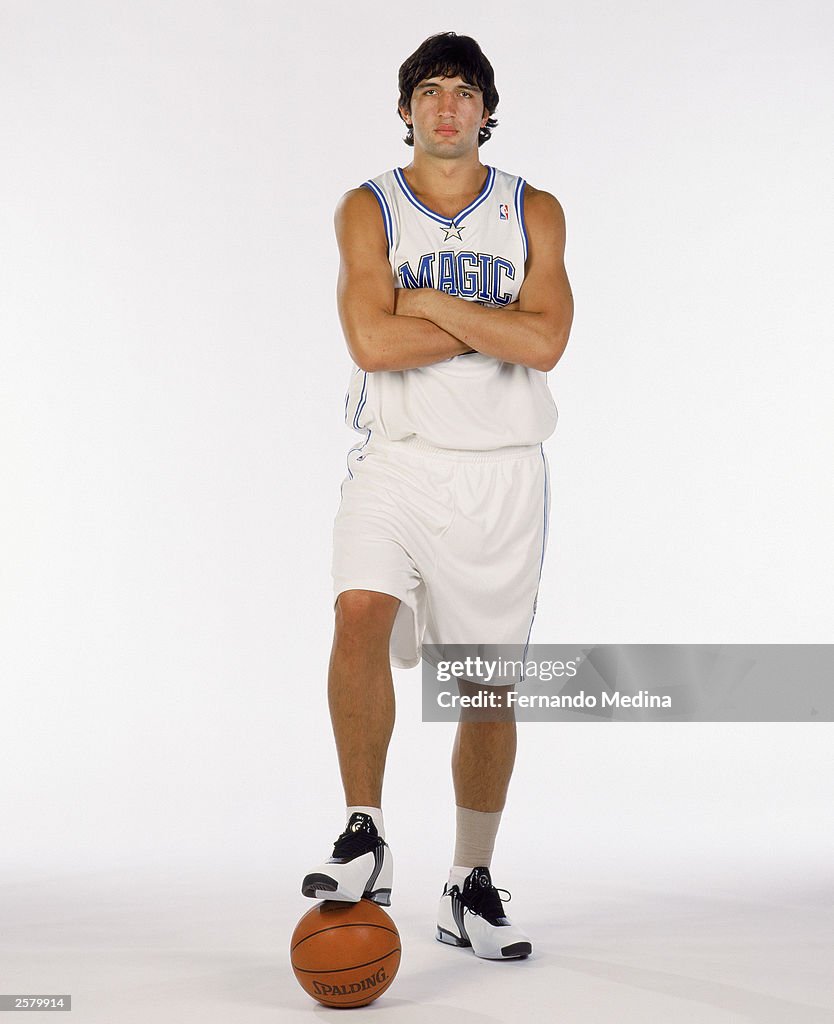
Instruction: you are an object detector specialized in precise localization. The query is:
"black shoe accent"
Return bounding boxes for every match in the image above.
[461,867,513,927]
[448,885,469,942]
[437,924,471,947]
[301,872,338,898]
[363,842,384,893]
[329,812,385,863]
[367,887,392,907]
[501,941,532,958]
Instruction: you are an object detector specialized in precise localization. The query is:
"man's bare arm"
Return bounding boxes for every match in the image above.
[392,187,574,372]
[335,188,473,372]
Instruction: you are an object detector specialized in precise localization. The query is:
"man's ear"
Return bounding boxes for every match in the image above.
[398,106,411,125]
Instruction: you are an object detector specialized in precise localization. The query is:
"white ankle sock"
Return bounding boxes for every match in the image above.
[448,864,472,890]
[346,805,385,840]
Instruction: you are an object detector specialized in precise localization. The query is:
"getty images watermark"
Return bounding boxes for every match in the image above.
[420,645,834,722]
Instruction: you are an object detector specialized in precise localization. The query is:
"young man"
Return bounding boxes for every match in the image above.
[301,32,573,960]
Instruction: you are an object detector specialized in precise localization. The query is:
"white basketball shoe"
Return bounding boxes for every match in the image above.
[301,812,393,906]
[436,865,532,959]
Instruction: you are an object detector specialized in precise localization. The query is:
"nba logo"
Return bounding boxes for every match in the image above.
[498,203,509,220]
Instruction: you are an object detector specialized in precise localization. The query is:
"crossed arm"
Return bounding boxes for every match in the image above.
[335,184,574,373]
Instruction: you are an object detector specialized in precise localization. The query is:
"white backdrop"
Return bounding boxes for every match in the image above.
[1,0,832,893]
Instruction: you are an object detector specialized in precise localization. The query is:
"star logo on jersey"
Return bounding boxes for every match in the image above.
[441,221,464,241]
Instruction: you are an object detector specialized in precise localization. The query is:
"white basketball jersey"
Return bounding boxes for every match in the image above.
[344,165,558,451]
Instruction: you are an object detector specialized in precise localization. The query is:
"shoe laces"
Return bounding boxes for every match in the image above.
[332,813,379,858]
[466,882,512,920]
[459,867,512,921]
[332,829,376,858]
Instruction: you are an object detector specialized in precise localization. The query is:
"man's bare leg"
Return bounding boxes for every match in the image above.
[452,716,517,813]
[328,589,400,807]
[302,589,399,905]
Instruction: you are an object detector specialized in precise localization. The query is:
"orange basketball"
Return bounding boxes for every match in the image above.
[290,899,401,1008]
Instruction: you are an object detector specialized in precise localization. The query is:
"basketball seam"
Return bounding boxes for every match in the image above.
[291,922,400,950]
[292,949,402,975]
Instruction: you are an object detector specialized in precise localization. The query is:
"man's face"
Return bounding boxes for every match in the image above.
[401,75,489,159]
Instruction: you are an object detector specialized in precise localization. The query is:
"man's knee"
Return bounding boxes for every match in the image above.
[456,678,517,725]
[334,589,400,646]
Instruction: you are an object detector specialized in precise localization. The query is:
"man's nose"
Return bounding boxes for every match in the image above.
[437,91,458,116]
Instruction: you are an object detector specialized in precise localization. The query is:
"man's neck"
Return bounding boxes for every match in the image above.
[403,150,487,200]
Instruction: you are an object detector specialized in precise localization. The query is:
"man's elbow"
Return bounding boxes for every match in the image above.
[346,330,386,372]
[535,328,570,373]
[356,353,386,372]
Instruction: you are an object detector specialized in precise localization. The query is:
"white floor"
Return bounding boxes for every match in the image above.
[2,863,832,1024]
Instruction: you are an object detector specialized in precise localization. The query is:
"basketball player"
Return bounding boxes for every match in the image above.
[301,32,573,961]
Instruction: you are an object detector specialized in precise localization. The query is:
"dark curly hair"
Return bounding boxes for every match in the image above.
[397,32,499,147]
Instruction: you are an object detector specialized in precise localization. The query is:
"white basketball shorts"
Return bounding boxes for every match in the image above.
[331,435,551,670]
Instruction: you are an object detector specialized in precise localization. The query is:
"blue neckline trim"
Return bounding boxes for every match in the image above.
[393,166,495,226]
